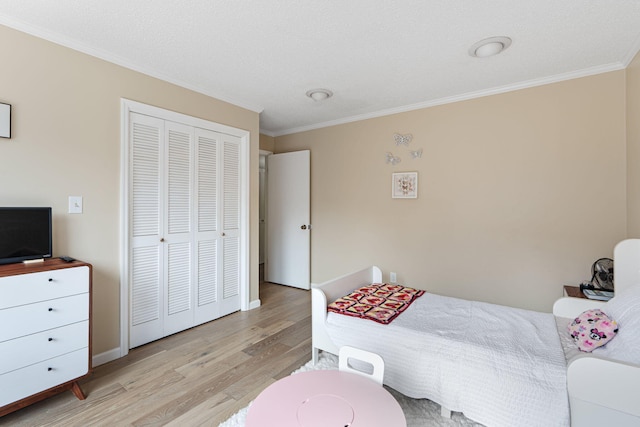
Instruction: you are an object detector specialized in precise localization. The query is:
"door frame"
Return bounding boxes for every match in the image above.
[119,98,251,357]
[259,150,272,266]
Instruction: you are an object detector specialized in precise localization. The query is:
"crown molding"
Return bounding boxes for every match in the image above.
[0,17,264,114]
[272,62,627,137]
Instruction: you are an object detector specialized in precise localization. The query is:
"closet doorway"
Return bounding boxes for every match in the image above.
[120,99,250,354]
[258,150,273,283]
[259,150,271,269]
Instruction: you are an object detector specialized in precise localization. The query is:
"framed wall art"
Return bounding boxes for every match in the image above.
[0,103,11,139]
[392,171,418,199]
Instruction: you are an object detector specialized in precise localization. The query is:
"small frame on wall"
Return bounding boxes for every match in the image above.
[0,103,11,139]
[392,172,418,198]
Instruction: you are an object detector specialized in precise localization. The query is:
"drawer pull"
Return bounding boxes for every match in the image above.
[48,308,53,312]
[48,278,53,282]
[48,337,54,342]
[47,367,53,371]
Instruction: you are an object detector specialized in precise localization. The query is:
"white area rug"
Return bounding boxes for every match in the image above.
[218,352,483,427]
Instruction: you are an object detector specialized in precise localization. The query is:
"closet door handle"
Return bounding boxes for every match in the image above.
[300,225,307,230]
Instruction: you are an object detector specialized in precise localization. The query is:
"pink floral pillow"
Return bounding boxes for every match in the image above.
[568,309,618,352]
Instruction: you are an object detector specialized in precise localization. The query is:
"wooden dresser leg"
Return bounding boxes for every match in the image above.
[71,382,87,400]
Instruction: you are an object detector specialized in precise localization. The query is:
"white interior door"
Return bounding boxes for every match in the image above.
[266,150,310,289]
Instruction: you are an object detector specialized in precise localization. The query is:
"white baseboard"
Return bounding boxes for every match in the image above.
[92,347,122,367]
[248,298,261,310]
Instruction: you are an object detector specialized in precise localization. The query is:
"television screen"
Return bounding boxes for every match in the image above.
[0,207,52,265]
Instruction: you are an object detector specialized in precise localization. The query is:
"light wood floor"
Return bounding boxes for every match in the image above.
[1,281,311,427]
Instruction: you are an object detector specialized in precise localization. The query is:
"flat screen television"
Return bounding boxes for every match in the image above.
[0,207,52,265]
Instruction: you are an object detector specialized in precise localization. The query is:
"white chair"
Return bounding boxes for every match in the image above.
[338,345,385,385]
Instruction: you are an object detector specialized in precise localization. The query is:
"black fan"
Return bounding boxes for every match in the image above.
[591,258,614,291]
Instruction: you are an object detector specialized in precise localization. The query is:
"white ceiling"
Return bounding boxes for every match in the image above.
[1,1,640,136]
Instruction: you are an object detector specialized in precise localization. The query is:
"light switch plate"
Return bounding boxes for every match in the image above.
[68,196,83,214]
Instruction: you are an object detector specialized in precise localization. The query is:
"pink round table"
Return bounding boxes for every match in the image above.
[245,369,406,427]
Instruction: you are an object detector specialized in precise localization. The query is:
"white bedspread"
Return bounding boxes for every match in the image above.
[326,292,569,427]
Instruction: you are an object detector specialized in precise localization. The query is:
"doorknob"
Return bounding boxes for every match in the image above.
[300,225,307,230]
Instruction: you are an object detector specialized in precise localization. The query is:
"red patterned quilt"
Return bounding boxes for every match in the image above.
[327,283,425,324]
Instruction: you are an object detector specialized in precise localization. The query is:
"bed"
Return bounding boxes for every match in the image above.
[311,239,640,427]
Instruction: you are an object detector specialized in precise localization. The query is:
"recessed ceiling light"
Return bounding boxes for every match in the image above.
[469,36,512,58]
[306,89,333,101]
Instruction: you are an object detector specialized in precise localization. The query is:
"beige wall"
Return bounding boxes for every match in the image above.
[276,72,627,311]
[627,51,640,236]
[0,25,260,356]
[260,133,275,152]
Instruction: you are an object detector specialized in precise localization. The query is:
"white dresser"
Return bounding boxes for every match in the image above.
[0,259,92,417]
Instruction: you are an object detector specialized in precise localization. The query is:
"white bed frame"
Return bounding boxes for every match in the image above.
[311,239,640,427]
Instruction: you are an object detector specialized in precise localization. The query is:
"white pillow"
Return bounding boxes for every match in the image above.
[593,283,640,364]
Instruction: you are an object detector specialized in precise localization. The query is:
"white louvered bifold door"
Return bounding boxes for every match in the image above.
[129,113,165,348]
[194,128,220,324]
[220,134,241,316]
[194,130,241,322]
[128,112,242,348]
[163,121,195,336]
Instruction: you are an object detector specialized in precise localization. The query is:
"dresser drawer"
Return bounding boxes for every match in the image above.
[0,347,89,407]
[0,266,89,309]
[0,321,88,375]
[0,293,89,342]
